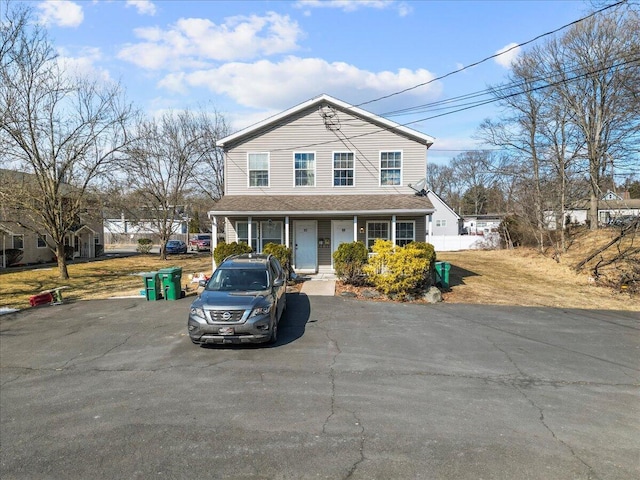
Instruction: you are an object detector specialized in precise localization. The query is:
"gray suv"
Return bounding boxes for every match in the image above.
[187,254,287,345]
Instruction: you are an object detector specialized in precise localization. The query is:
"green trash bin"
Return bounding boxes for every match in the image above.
[434,261,451,289]
[143,272,162,301]
[158,267,183,301]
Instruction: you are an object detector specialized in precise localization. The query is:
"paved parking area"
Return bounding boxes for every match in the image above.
[1,295,638,479]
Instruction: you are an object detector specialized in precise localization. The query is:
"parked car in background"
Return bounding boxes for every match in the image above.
[187,253,287,346]
[189,233,211,252]
[165,240,187,254]
[608,215,639,228]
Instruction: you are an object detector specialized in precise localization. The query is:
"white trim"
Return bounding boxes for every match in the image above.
[366,220,390,249]
[293,151,316,188]
[37,234,48,249]
[247,152,270,188]
[332,150,355,188]
[379,150,403,187]
[212,208,434,216]
[217,94,435,148]
[395,220,416,246]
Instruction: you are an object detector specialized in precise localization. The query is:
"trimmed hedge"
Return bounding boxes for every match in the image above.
[332,241,369,285]
[136,238,153,254]
[213,241,253,265]
[363,240,436,300]
[262,243,293,278]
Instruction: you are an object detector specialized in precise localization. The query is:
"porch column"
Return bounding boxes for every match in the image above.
[211,215,218,271]
[285,216,290,248]
[353,216,358,241]
[391,215,396,245]
[427,214,433,242]
[247,217,252,251]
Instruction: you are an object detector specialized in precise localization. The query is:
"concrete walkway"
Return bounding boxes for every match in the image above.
[298,273,336,296]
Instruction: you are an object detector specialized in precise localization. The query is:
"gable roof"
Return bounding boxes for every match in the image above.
[426,190,461,220]
[216,94,435,149]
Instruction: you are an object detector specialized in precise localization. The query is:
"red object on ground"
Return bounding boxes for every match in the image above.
[29,292,54,307]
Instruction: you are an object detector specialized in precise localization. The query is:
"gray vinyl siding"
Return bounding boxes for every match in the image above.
[224,106,427,196]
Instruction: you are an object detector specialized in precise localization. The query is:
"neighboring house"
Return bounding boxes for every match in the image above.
[462,214,504,235]
[209,94,436,273]
[103,210,189,246]
[0,169,103,268]
[426,190,463,236]
[545,191,640,229]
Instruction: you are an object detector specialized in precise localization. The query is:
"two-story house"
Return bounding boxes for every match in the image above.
[0,169,103,268]
[209,94,436,273]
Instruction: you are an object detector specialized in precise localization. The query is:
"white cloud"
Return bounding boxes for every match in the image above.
[37,0,84,28]
[157,56,441,113]
[117,12,303,70]
[494,42,521,69]
[57,47,113,83]
[295,0,412,16]
[126,0,157,16]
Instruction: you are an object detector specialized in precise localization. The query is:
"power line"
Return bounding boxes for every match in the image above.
[267,56,639,153]
[354,0,629,109]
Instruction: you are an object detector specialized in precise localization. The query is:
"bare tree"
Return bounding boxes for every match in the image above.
[191,108,230,203]
[122,110,223,259]
[0,3,133,279]
[544,9,640,229]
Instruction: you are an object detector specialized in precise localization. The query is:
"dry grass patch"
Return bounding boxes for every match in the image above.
[438,249,638,311]
[0,254,214,310]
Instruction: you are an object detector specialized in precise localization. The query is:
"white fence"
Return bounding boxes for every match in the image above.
[428,233,501,252]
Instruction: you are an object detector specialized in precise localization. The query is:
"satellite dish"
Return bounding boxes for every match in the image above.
[408,177,428,196]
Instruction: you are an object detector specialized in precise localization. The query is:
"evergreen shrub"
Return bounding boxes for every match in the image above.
[262,243,293,278]
[136,238,153,254]
[332,241,369,285]
[363,239,436,300]
[213,241,252,265]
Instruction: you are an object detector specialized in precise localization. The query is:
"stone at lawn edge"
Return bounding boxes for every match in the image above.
[423,286,443,303]
[340,291,357,298]
[362,289,382,299]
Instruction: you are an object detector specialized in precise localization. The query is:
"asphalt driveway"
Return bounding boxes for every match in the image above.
[1,294,638,479]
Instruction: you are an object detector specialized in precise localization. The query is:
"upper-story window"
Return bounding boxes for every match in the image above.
[380,151,402,186]
[294,152,315,187]
[248,153,269,187]
[333,152,354,186]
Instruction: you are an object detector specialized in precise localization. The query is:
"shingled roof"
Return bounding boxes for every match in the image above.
[209,194,434,216]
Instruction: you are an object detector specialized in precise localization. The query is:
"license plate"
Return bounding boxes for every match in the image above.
[218,327,234,335]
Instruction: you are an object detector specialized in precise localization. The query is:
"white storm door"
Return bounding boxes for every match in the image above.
[294,221,317,272]
[331,220,354,268]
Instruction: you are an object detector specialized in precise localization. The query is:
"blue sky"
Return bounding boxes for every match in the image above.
[33,0,592,165]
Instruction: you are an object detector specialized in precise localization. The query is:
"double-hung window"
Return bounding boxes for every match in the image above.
[395,221,415,247]
[380,151,402,186]
[236,221,258,251]
[37,234,48,248]
[294,153,315,187]
[333,152,354,186]
[12,235,24,249]
[366,221,389,249]
[248,153,269,187]
[260,221,283,250]
[435,219,447,228]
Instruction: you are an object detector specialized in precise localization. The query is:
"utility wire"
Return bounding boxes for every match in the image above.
[266,56,639,152]
[354,0,629,109]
